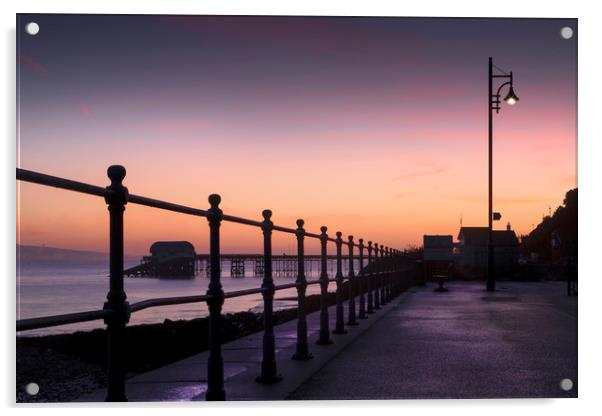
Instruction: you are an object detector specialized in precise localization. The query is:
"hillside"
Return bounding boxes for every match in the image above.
[520,188,577,260]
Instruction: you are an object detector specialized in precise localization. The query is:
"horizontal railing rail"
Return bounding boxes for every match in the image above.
[129,294,213,314]
[18,168,348,245]
[14,276,349,330]
[16,165,416,402]
[128,194,208,217]
[16,309,112,332]
[17,168,110,198]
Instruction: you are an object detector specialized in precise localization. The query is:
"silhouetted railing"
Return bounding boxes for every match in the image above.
[16,166,417,401]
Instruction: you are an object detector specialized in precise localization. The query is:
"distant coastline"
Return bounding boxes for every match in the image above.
[17,244,139,266]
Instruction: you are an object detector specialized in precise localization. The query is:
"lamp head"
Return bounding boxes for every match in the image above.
[504,85,519,106]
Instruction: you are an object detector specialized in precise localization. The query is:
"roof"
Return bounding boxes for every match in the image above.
[423,235,453,248]
[150,241,196,254]
[457,227,518,247]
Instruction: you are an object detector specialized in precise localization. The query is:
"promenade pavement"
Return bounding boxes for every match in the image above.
[76,286,403,402]
[77,281,577,401]
[289,281,577,400]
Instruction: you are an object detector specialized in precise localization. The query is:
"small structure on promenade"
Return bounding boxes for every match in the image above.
[456,224,519,275]
[423,235,454,289]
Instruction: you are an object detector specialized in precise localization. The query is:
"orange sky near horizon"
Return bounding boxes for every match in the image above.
[16,15,577,256]
[16,108,576,256]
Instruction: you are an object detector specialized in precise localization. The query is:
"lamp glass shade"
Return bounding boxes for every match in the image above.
[504,86,519,105]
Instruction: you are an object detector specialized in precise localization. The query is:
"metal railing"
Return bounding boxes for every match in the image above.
[16,165,417,401]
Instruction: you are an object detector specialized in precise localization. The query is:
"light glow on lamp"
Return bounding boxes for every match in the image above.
[504,86,519,105]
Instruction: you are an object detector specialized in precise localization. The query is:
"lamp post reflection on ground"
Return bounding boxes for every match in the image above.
[487,57,519,292]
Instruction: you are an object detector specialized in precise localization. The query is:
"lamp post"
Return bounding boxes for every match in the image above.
[487,57,519,292]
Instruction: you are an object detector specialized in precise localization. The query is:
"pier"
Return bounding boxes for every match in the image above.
[126,253,366,278]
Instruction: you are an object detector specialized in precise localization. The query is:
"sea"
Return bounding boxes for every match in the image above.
[16,259,352,336]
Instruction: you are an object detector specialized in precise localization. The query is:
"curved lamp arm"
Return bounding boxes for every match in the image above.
[495,81,512,98]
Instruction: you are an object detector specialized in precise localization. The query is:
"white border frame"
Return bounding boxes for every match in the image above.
[2,1,599,414]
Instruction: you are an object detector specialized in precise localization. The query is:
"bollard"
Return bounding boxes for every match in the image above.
[206,194,226,400]
[367,241,374,314]
[257,210,282,383]
[333,232,347,334]
[293,219,312,360]
[347,236,358,326]
[317,226,333,344]
[373,243,381,309]
[103,165,130,402]
[358,239,367,319]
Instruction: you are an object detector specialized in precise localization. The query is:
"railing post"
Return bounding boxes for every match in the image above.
[257,210,282,383]
[317,226,333,344]
[380,246,387,305]
[346,236,358,326]
[384,247,389,302]
[358,239,367,319]
[205,194,225,401]
[397,252,403,294]
[293,219,312,360]
[373,243,381,310]
[367,241,374,314]
[388,247,395,300]
[391,249,397,298]
[394,249,399,297]
[333,232,347,334]
[390,249,394,298]
[391,248,394,298]
[103,165,130,402]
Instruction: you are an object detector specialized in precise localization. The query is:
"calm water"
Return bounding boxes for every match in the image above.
[16,260,351,336]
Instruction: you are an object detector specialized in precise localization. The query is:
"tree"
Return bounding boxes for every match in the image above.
[520,188,577,260]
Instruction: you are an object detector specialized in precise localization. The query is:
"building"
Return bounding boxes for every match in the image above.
[456,224,519,275]
[146,241,197,277]
[423,235,454,262]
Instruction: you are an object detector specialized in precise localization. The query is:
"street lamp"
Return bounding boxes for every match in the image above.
[487,57,519,292]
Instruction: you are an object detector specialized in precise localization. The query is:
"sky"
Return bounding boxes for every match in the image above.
[16,14,577,256]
